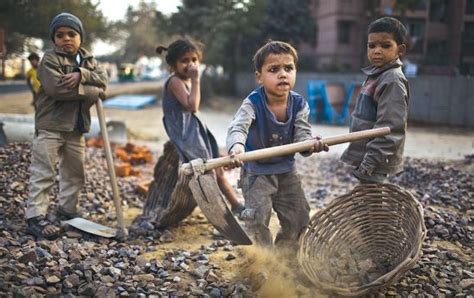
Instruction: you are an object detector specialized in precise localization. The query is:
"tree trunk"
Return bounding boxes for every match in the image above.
[131,141,196,230]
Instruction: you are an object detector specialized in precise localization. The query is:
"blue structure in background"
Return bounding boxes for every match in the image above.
[103,94,157,110]
[307,80,331,124]
[306,80,361,125]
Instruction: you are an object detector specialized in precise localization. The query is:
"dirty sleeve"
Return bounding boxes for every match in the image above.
[294,100,313,143]
[294,100,314,157]
[78,60,108,89]
[362,79,408,171]
[226,98,255,153]
[39,51,100,102]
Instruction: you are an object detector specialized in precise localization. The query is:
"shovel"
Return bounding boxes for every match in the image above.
[181,127,391,245]
[65,99,128,240]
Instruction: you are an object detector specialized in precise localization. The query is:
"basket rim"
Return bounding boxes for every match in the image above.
[298,183,427,296]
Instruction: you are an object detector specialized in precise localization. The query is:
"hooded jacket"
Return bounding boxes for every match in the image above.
[35,46,107,132]
[341,58,409,174]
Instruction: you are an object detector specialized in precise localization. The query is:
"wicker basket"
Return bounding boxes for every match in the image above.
[298,184,426,296]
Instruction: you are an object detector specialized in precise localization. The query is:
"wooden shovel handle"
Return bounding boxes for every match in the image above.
[96,99,128,239]
[180,127,390,176]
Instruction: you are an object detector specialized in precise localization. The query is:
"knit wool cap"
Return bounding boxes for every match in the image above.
[49,12,84,42]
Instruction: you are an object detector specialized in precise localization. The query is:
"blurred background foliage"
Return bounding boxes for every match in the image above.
[0,0,316,89]
[0,0,108,52]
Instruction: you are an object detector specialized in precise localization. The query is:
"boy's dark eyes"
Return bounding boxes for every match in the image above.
[55,31,78,39]
[180,58,198,63]
[268,65,294,72]
[368,43,393,49]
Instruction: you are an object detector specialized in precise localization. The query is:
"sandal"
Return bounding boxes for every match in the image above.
[57,207,82,220]
[26,216,60,240]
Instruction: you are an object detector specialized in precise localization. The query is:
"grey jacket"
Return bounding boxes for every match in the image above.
[35,46,108,132]
[341,58,409,174]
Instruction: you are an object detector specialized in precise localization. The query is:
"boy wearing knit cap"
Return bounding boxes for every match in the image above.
[26,12,108,239]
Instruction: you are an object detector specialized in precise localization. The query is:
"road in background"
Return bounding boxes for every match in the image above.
[197,107,473,161]
[1,80,472,160]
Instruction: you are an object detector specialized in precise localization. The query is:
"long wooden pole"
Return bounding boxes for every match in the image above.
[181,127,390,176]
[96,99,128,240]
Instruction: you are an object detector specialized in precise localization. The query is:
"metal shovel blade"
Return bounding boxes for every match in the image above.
[189,173,252,245]
[106,120,128,145]
[64,217,116,238]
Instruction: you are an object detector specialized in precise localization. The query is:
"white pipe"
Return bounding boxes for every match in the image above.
[0,113,127,144]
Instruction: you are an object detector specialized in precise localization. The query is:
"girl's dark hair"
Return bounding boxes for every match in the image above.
[156,38,203,66]
[252,40,298,72]
[368,17,408,46]
[28,52,40,61]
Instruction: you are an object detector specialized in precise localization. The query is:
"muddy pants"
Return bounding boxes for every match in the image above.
[240,170,310,248]
[26,129,85,219]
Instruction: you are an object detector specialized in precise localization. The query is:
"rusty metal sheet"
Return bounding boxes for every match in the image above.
[189,173,252,245]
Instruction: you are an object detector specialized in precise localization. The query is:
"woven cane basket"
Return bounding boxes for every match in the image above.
[298,184,426,296]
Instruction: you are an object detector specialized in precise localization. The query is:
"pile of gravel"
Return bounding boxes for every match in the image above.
[0,144,472,296]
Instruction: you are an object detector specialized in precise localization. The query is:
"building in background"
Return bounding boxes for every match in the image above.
[301,0,474,75]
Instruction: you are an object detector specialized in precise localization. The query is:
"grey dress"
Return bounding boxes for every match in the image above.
[162,75,219,162]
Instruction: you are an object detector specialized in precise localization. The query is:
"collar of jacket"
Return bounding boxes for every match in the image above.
[361,58,403,77]
[53,46,93,59]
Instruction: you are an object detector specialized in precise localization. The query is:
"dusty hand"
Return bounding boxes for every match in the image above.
[60,72,81,89]
[309,135,329,154]
[225,144,245,169]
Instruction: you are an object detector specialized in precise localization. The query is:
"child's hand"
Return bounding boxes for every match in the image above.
[187,63,199,80]
[98,88,107,100]
[60,72,81,89]
[226,144,245,169]
[311,135,329,154]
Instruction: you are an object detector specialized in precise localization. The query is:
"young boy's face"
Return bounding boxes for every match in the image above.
[367,32,406,67]
[53,26,81,55]
[29,59,39,68]
[256,53,296,102]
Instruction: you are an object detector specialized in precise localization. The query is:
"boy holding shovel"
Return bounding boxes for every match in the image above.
[226,40,328,248]
[26,12,107,239]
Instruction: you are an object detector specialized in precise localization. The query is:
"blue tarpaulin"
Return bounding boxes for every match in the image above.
[103,94,157,110]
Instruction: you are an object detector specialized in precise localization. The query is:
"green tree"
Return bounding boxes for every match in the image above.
[110,1,168,63]
[165,0,317,92]
[164,0,265,92]
[261,0,316,46]
[0,0,108,55]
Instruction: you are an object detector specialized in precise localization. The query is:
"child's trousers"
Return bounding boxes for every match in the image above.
[240,170,310,248]
[26,129,85,219]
